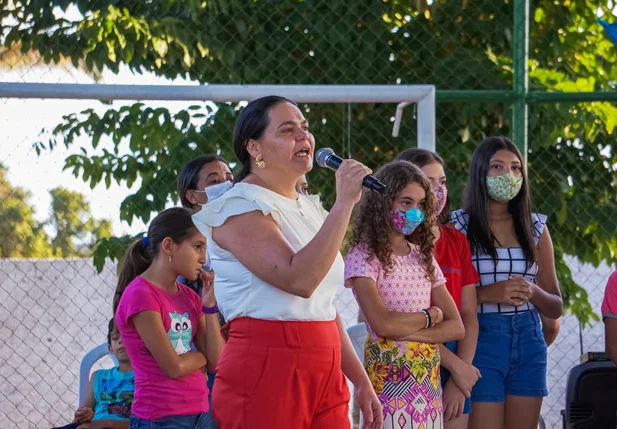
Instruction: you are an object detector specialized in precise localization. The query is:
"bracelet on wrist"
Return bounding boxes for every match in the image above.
[428,306,438,326]
[202,305,219,314]
[422,308,431,329]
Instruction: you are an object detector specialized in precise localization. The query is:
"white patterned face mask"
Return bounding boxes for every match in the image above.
[486,173,523,203]
[194,181,233,205]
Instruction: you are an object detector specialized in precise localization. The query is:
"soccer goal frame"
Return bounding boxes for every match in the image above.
[0,83,436,151]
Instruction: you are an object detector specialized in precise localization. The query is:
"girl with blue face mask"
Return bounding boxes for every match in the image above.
[344,160,464,429]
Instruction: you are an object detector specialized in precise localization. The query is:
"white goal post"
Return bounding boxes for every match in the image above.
[0,83,436,151]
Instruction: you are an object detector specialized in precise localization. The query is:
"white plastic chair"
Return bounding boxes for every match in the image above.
[78,343,118,406]
[347,322,368,362]
[346,323,368,426]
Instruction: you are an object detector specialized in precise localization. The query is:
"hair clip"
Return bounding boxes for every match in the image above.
[142,236,149,247]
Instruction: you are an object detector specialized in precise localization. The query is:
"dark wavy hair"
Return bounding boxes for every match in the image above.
[463,136,537,267]
[232,96,297,183]
[347,161,438,282]
[394,148,450,225]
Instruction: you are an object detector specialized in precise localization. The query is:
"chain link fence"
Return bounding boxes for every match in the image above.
[2,0,617,428]
[0,258,360,428]
[0,257,613,429]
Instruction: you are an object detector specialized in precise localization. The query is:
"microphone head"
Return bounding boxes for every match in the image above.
[316,148,335,168]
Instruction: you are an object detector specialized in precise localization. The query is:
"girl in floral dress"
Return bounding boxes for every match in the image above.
[345,161,464,429]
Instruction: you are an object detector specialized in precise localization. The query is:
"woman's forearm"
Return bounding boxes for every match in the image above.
[285,202,354,297]
[455,312,479,364]
[336,314,371,387]
[370,310,432,340]
[438,344,461,372]
[203,313,225,371]
[530,283,563,319]
[212,202,355,300]
[475,282,505,304]
[400,319,464,343]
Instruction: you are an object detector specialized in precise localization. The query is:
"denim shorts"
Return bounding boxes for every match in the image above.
[471,309,548,403]
[130,412,214,429]
[441,341,472,414]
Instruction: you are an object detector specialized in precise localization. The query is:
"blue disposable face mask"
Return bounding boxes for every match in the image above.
[391,207,425,234]
[194,180,233,205]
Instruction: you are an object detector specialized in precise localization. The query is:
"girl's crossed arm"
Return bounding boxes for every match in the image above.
[132,311,206,378]
[350,277,462,342]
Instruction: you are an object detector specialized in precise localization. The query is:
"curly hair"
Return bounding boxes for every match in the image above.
[394,148,451,225]
[347,160,438,283]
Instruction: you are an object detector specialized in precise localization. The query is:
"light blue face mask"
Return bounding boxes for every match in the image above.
[194,180,233,205]
[391,207,425,235]
[205,180,232,201]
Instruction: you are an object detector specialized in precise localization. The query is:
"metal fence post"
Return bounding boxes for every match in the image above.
[512,0,530,161]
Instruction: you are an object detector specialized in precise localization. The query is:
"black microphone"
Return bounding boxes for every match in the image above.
[315,148,386,193]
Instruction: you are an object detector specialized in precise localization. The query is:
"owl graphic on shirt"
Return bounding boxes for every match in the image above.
[167,311,192,354]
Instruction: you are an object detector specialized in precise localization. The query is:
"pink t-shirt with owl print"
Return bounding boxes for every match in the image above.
[115,276,208,420]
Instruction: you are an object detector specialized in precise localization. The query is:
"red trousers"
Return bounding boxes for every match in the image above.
[212,317,350,429]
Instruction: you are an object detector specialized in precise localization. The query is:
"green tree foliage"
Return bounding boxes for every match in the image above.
[3,0,616,324]
[48,187,112,256]
[0,163,111,258]
[0,164,53,258]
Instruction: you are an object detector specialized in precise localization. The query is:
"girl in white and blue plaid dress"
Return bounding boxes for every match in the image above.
[452,136,563,429]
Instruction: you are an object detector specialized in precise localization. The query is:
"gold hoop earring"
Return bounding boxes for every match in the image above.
[255,154,266,169]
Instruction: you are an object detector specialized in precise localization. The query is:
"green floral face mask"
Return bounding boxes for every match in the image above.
[486,173,523,203]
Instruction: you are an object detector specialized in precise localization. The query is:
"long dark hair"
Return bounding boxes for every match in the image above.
[232,96,297,183]
[177,154,228,209]
[394,148,450,225]
[463,136,537,266]
[113,207,199,312]
[347,161,438,282]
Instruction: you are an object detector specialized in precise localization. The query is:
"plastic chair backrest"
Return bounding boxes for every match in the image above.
[347,322,368,362]
[78,343,118,406]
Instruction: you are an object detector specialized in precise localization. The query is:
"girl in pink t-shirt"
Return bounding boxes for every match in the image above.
[114,207,225,429]
[344,161,464,429]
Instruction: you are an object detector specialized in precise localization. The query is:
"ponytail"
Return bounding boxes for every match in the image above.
[112,207,199,313]
[113,238,152,313]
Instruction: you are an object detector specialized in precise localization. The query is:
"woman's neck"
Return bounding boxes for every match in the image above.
[244,171,298,199]
[141,262,178,293]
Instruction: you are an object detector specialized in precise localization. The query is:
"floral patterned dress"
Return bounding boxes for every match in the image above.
[345,245,445,429]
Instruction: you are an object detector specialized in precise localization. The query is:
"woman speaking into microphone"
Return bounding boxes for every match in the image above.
[192,96,383,429]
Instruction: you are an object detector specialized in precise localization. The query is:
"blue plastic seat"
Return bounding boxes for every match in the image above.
[78,343,118,406]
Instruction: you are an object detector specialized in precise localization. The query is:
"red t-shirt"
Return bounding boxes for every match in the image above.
[602,271,617,321]
[434,225,480,310]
